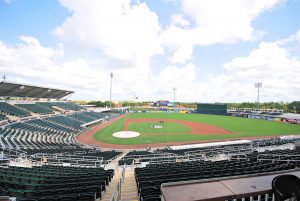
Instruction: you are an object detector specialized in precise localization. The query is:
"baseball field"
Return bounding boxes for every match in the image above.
[77,112,300,148]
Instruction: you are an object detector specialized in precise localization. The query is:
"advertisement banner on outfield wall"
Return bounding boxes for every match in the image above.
[248,115,261,119]
[273,118,281,122]
[248,115,254,119]
[260,116,267,120]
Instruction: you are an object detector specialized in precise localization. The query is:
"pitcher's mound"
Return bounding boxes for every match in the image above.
[112,131,140,138]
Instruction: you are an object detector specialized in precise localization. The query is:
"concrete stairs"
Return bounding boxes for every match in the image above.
[101,167,139,201]
[120,168,139,201]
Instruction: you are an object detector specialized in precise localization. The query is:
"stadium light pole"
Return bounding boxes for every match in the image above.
[172,87,177,112]
[110,73,113,110]
[254,82,262,112]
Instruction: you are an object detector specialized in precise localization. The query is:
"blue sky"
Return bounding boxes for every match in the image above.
[0,0,300,102]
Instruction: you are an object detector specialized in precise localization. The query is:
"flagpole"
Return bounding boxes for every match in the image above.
[110,73,113,110]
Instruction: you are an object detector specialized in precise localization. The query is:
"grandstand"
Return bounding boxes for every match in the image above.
[1,81,300,201]
[0,81,124,201]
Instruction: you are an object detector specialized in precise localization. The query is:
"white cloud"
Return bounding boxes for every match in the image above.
[1,34,300,102]
[53,0,162,63]
[162,36,300,103]
[0,35,200,101]
[161,0,283,63]
[171,45,193,64]
[171,14,190,27]
[222,41,300,102]
[0,36,109,100]
[2,0,299,103]
[157,63,196,87]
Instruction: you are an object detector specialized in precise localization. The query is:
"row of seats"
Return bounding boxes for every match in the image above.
[0,165,114,201]
[0,102,30,117]
[24,147,122,161]
[67,112,105,124]
[0,113,7,121]
[0,126,75,150]
[37,102,84,111]
[16,104,54,115]
[0,101,86,118]
[47,116,82,130]
[0,111,110,150]
[134,144,300,201]
[119,151,178,165]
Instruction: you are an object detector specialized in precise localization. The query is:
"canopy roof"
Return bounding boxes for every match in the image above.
[0,81,74,99]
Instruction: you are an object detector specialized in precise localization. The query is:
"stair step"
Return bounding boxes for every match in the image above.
[121,191,138,194]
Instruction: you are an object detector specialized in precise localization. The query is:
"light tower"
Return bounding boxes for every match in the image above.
[172,87,177,112]
[109,73,113,110]
[254,82,262,111]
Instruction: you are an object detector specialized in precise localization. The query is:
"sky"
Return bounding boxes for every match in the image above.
[0,0,300,103]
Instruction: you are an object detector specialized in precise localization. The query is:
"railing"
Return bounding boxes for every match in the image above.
[124,152,176,160]
[122,153,181,164]
[29,153,105,167]
[254,143,295,152]
[110,166,126,201]
[257,153,300,162]
[229,153,248,161]
[80,118,104,128]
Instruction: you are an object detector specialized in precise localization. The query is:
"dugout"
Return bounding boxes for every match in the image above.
[197,103,228,115]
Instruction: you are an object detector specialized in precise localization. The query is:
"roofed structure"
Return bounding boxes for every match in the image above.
[0,81,74,99]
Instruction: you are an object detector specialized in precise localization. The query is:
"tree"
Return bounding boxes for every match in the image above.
[287,101,300,113]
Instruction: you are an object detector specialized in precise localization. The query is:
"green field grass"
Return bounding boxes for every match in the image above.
[128,122,190,134]
[93,113,300,145]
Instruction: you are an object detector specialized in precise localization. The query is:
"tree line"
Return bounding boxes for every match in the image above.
[227,101,300,113]
[84,101,300,114]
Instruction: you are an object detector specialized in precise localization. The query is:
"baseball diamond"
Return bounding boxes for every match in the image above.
[77,112,300,149]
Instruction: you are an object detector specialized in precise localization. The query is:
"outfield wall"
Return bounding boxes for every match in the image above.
[197,103,227,115]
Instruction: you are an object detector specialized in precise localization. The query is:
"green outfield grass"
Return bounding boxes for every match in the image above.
[93,113,300,145]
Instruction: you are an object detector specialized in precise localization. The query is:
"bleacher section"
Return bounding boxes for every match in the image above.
[134,147,300,201]
[0,101,113,151]
[37,102,84,111]
[83,111,106,119]
[0,165,114,201]
[16,104,54,114]
[0,102,30,117]
[67,112,104,124]
[47,115,82,129]
[55,102,85,111]
[0,82,126,201]
[27,119,74,133]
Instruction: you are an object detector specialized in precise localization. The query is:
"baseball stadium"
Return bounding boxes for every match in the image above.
[2,1,300,201]
[1,81,300,201]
